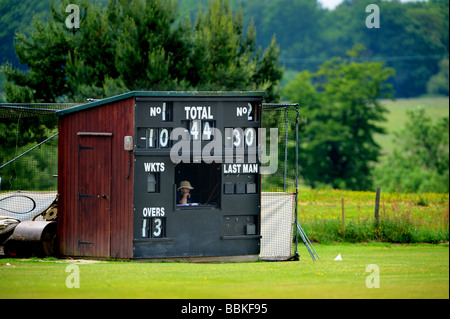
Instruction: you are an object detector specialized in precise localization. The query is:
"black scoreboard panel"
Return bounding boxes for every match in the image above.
[133,93,263,258]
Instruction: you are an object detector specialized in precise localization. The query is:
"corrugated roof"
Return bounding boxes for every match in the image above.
[56,91,265,116]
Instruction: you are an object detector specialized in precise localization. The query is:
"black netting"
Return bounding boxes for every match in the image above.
[0,103,78,191]
[261,103,299,193]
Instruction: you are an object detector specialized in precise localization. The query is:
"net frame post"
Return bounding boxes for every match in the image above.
[293,104,300,261]
[262,102,300,261]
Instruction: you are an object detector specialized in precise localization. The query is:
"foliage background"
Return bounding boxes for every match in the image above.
[1,0,448,99]
[0,0,448,193]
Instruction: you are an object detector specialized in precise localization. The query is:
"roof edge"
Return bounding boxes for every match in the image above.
[56,91,265,117]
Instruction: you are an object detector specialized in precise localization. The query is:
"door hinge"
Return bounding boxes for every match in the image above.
[78,192,95,200]
[78,240,94,246]
[78,144,95,151]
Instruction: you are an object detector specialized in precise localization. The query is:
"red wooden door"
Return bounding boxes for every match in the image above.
[77,134,112,257]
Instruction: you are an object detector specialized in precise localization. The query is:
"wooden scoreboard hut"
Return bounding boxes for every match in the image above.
[56,91,264,259]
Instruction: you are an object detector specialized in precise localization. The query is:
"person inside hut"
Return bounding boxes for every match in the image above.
[177,180,194,205]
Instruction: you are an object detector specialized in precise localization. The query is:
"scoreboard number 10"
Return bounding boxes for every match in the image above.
[147,128,170,148]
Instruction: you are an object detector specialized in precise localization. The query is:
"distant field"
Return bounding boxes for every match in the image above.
[297,188,449,243]
[375,97,449,162]
[298,188,449,223]
[0,243,448,299]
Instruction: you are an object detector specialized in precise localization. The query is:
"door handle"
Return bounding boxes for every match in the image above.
[102,194,108,199]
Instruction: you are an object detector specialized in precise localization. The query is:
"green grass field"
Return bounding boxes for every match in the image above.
[0,243,448,299]
[374,97,449,162]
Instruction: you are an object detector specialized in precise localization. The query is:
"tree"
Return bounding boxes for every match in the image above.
[374,109,449,193]
[427,58,449,96]
[318,0,448,98]
[284,46,395,190]
[1,0,283,103]
[0,0,283,191]
[0,0,51,70]
[189,0,283,101]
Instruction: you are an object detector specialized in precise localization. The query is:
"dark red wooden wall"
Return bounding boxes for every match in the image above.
[58,97,134,258]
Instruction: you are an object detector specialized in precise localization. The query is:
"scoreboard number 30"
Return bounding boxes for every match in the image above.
[226,127,256,148]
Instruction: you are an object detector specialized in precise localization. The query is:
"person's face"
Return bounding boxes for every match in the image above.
[181,188,190,194]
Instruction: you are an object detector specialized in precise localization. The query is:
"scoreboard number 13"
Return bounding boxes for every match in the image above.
[141,217,166,238]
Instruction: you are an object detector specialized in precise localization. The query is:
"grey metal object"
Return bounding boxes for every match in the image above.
[4,221,57,257]
[296,221,320,261]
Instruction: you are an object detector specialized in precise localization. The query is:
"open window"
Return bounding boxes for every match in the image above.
[175,162,221,208]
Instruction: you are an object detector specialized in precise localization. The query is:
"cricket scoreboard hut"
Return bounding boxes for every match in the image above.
[56,91,264,259]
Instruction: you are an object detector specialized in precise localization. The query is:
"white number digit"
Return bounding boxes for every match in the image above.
[247,103,253,121]
[233,128,242,147]
[142,219,147,237]
[162,103,166,121]
[190,120,200,140]
[153,218,162,237]
[203,121,212,140]
[245,128,255,147]
[159,128,169,148]
[148,128,155,148]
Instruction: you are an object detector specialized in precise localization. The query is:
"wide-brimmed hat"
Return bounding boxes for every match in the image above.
[177,180,194,191]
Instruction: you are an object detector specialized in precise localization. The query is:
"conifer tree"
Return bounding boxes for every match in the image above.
[2,0,283,103]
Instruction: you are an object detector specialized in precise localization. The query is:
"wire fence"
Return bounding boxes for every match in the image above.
[0,103,76,236]
[0,103,78,192]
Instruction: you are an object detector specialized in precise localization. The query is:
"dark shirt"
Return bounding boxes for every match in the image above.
[177,191,192,204]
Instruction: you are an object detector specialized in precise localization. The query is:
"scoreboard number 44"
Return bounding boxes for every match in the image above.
[189,120,214,141]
